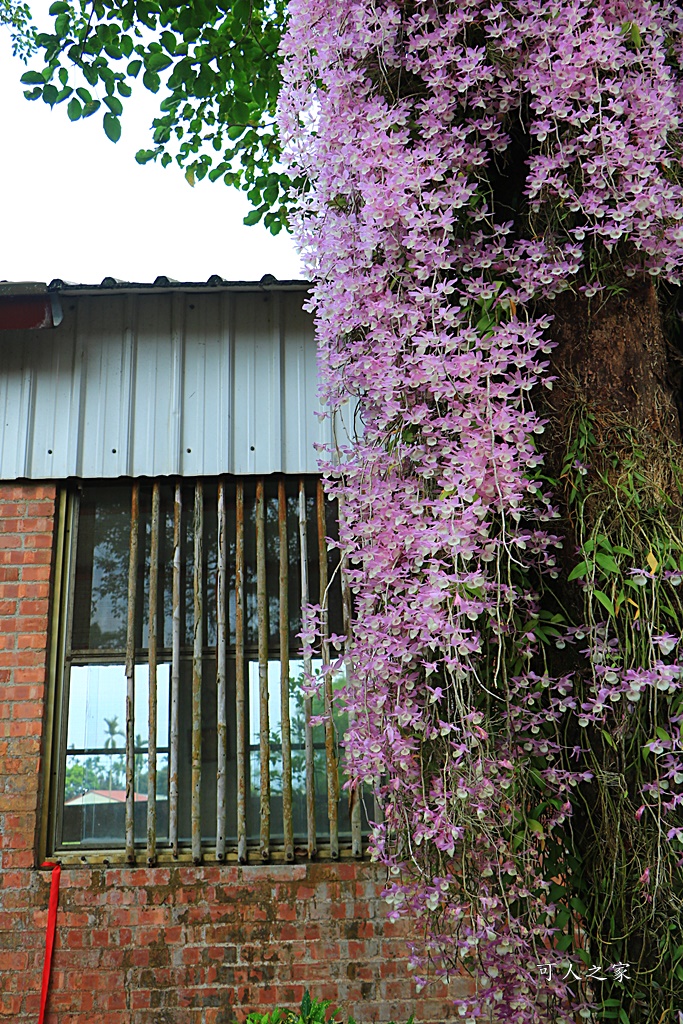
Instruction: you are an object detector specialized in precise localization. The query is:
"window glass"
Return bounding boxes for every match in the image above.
[63,664,170,846]
[56,477,352,855]
[72,487,132,650]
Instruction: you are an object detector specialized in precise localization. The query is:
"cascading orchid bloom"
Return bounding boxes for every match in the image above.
[278,2,683,1020]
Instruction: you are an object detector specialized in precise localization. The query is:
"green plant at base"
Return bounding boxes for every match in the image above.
[237,989,414,1024]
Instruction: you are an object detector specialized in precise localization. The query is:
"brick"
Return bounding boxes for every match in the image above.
[0,502,27,516]
[13,517,53,534]
[23,534,53,549]
[17,599,48,616]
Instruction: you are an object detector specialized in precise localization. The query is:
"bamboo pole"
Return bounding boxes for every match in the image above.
[317,480,339,859]
[216,480,228,860]
[146,481,160,865]
[256,478,270,861]
[235,481,247,864]
[191,481,203,864]
[125,483,140,864]
[169,483,181,857]
[299,479,317,859]
[278,478,294,861]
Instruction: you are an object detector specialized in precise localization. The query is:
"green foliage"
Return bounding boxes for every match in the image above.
[20,0,293,232]
[0,0,37,59]
[545,400,683,1022]
[236,989,414,1024]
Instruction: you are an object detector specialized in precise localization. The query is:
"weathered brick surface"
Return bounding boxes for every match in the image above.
[0,483,467,1023]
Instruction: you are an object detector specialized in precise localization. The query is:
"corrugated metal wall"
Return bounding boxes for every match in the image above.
[0,287,332,479]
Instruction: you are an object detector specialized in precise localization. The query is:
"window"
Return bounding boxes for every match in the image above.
[50,476,363,863]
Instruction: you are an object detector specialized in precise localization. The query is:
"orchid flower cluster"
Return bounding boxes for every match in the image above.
[278,1,683,1020]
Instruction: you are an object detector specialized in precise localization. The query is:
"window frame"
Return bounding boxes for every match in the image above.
[42,476,363,866]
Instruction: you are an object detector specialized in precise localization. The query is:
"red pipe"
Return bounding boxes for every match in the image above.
[38,862,61,1024]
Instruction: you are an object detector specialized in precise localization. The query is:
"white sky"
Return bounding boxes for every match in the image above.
[0,2,303,285]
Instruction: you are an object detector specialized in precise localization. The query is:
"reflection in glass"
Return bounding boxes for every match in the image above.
[247,660,355,841]
[61,664,170,846]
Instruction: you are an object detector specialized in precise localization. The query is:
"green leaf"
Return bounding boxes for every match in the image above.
[568,561,590,582]
[555,908,571,929]
[601,728,616,750]
[146,52,172,73]
[48,1,69,12]
[593,590,615,616]
[104,95,123,115]
[127,59,143,77]
[82,100,101,117]
[233,0,251,25]
[243,207,263,226]
[143,69,161,92]
[76,87,92,103]
[20,70,46,85]
[54,13,70,37]
[619,1009,630,1024]
[67,97,81,121]
[595,552,620,574]
[103,112,121,142]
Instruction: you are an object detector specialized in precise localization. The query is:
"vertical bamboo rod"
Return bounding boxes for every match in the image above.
[299,479,317,859]
[340,527,362,858]
[256,478,270,861]
[191,481,204,864]
[169,483,181,857]
[147,481,160,866]
[216,480,228,861]
[235,481,247,864]
[125,483,140,864]
[317,480,339,859]
[278,478,294,861]
[53,492,80,852]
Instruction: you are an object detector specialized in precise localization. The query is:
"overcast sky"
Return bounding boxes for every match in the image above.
[0,3,303,286]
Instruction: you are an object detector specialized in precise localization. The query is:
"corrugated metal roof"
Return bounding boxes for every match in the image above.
[0,274,309,295]
[0,280,333,480]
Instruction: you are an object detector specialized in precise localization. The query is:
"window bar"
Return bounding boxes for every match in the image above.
[125,483,140,864]
[256,478,270,861]
[340,539,363,859]
[216,479,228,861]
[278,478,294,862]
[147,480,160,866]
[191,481,204,864]
[169,483,181,857]
[317,479,339,859]
[235,481,247,864]
[55,492,80,853]
[299,479,317,858]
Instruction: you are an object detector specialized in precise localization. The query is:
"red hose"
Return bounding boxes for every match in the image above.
[38,862,61,1024]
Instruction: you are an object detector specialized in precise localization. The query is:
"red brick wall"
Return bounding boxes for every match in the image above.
[0,483,465,1024]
